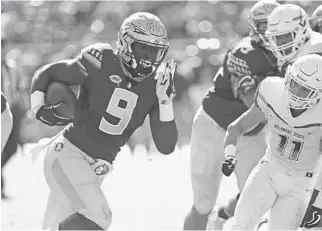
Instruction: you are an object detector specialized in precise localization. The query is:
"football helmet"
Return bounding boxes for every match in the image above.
[248,0,280,50]
[284,54,322,109]
[266,4,311,62]
[117,12,169,82]
[310,5,322,33]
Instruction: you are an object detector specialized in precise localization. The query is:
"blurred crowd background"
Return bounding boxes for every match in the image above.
[1,0,320,152]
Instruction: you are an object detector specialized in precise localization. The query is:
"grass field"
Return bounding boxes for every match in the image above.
[1,144,238,230]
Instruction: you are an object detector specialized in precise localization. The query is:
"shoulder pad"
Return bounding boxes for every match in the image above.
[80,43,113,69]
[309,32,322,55]
[229,37,277,76]
[257,76,283,103]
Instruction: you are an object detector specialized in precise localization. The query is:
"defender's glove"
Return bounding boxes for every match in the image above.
[156,59,177,105]
[222,155,237,177]
[36,101,73,126]
[300,205,322,229]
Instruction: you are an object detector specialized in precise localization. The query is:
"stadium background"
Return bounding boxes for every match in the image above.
[1,1,320,230]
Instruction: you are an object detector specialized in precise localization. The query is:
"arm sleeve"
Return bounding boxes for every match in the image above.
[30,43,111,95]
[149,105,178,155]
[30,59,88,95]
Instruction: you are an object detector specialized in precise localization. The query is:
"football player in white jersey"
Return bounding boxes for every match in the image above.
[265,5,322,229]
[266,4,322,73]
[222,54,322,230]
[310,5,322,34]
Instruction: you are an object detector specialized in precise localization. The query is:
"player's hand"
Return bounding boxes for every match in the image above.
[36,101,73,126]
[222,155,237,177]
[300,205,322,229]
[156,59,177,105]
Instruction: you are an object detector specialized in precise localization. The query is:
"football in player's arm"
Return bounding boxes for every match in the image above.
[30,12,178,230]
[30,44,177,156]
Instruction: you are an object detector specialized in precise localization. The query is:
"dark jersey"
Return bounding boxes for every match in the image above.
[32,43,177,163]
[203,37,280,130]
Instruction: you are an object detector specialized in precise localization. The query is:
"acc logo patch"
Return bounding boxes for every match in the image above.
[54,142,64,152]
[109,75,122,84]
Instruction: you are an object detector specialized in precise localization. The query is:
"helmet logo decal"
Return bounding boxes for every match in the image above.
[132,23,149,36]
[300,64,318,76]
[147,20,165,37]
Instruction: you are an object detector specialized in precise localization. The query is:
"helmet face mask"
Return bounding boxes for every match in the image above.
[269,31,295,56]
[284,55,322,109]
[117,12,169,82]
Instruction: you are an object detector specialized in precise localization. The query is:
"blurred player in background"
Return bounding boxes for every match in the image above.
[30,12,178,230]
[1,92,13,199]
[183,1,281,230]
[310,5,322,34]
[1,37,26,199]
[222,54,322,230]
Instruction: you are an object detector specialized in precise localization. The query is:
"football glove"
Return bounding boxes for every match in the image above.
[36,101,73,126]
[300,205,322,229]
[156,59,177,105]
[237,75,257,98]
[222,155,237,177]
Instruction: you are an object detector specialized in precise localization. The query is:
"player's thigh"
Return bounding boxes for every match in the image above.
[234,161,277,230]
[269,174,318,229]
[42,192,73,229]
[44,138,112,229]
[1,108,13,153]
[190,107,225,176]
[234,131,267,190]
[190,107,226,213]
[269,195,309,230]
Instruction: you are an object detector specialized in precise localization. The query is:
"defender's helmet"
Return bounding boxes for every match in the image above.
[248,0,280,50]
[284,54,322,109]
[310,5,322,33]
[266,4,311,63]
[117,12,169,82]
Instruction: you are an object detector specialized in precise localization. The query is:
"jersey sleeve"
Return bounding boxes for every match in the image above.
[76,43,113,75]
[227,37,279,100]
[148,105,178,155]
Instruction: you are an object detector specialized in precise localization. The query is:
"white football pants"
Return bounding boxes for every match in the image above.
[190,106,267,214]
[234,154,317,230]
[42,134,112,230]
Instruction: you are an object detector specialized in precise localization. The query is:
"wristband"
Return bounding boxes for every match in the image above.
[159,102,174,122]
[31,90,45,114]
[224,144,236,158]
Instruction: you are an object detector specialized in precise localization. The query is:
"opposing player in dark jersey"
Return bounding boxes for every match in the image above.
[183,1,281,230]
[30,12,178,230]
